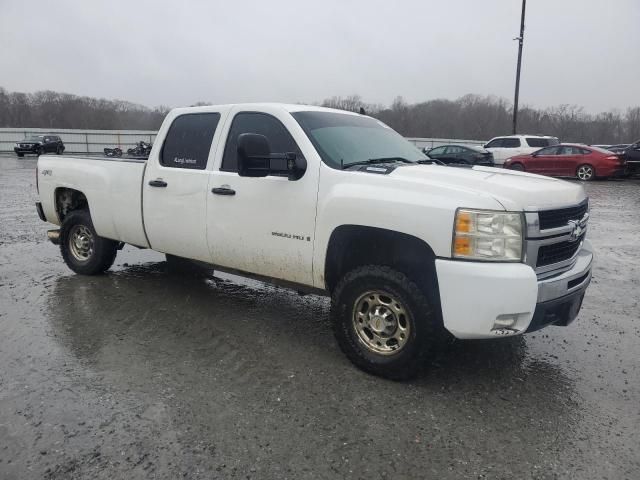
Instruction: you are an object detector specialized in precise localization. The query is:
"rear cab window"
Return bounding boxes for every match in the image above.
[161,113,221,169]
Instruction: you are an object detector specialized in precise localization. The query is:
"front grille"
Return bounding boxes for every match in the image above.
[536,235,584,267]
[538,202,588,230]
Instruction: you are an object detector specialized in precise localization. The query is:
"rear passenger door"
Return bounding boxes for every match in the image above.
[444,146,465,163]
[556,146,581,176]
[143,110,227,262]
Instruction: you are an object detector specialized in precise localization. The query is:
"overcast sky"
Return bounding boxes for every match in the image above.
[1,0,638,112]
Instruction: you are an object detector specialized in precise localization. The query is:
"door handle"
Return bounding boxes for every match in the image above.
[148,179,167,187]
[211,186,236,196]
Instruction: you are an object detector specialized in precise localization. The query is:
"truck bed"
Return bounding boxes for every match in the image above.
[37,155,150,248]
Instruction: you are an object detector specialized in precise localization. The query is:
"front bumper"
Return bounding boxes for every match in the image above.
[14,146,40,154]
[626,161,640,175]
[436,240,593,339]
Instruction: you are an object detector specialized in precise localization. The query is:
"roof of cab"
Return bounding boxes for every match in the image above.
[169,103,361,116]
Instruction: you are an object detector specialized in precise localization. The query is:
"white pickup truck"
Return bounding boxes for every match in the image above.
[36,103,593,379]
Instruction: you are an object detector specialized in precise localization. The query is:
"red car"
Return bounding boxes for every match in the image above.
[503,144,626,181]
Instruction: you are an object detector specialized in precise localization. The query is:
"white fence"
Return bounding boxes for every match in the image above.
[0,127,486,155]
[0,128,157,154]
[406,137,486,150]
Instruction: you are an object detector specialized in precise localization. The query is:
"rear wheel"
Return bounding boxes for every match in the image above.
[60,209,118,275]
[576,164,595,181]
[56,146,62,154]
[331,265,439,380]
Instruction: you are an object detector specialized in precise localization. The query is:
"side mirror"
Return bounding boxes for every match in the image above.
[237,133,306,181]
[532,153,538,157]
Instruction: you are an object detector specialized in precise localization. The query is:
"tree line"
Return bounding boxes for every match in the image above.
[0,87,169,130]
[322,94,640,144]
[1,87,638,144]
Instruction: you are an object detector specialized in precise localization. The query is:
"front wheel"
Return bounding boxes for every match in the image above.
[17,153,24,157]
[510,163,525,171]
[331,265,439,380]
[576,164,595,181]
[38,147,45,156]
[60,209,118,275]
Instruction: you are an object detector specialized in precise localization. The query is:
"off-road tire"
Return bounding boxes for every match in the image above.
[331,265,438,380]
[60,209,118,275]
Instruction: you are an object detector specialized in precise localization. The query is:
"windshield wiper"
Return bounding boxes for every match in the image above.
[343,157,414,169]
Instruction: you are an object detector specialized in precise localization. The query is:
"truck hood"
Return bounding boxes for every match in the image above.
[391,164,587,211]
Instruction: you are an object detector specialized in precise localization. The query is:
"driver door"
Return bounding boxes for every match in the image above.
[206,108,319,286]
[529,146,560,175]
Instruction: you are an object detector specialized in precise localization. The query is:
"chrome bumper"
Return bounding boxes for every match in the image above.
[537,239,593,303]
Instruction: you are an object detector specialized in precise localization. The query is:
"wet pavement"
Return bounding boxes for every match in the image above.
[0,155,639,479]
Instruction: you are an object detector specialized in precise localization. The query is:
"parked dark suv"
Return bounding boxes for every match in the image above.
[14,135,65,157]
[622,140,640,175]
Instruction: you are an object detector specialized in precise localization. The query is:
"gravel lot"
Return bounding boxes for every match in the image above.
[1,154,639,479]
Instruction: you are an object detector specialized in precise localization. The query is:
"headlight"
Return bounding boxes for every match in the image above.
[452,209,523,261]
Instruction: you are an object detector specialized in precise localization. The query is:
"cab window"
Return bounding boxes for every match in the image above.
[502,138,521,148]
[221,112,301,172]
[161,113,220,169]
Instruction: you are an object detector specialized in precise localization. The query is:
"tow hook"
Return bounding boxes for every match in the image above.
[47,229,61,245]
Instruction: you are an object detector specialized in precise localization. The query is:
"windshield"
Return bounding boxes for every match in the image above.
[292,111,427,168]
[25,136,44,142]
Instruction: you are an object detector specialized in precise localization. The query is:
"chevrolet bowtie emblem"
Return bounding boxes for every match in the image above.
[567,220,583,242]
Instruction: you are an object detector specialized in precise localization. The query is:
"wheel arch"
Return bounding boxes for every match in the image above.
[324,225,443,321]
[54,187,90,223]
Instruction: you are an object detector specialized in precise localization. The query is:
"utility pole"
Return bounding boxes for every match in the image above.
[512,0,527,134]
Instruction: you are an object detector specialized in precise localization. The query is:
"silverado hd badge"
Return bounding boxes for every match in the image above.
[272,231,311,242]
